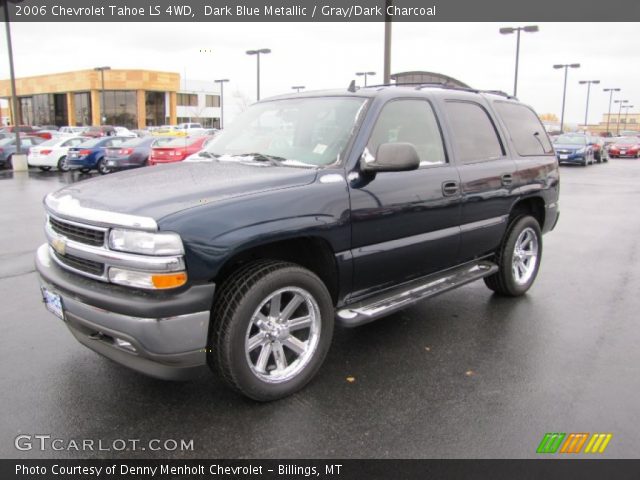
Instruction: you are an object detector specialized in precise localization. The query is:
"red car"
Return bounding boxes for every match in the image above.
[149,136,211,165]
[1,125,52,140]
[608,137,640,158]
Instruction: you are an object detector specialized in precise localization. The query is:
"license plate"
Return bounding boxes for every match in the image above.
[41,286,64,320]
[559,154,568,160]
[107,161,116,166]
[620,150,626,154]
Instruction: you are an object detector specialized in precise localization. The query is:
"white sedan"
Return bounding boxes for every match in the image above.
[27,136,88,171]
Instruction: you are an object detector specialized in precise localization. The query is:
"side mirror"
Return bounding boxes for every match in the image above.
[360,142,420,173]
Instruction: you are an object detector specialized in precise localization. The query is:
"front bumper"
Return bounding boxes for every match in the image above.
[556,153,586,164]
[36,244,215,380]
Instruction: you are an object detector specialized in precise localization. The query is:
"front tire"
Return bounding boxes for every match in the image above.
[209,260,334,401]
[38,166,51,172]
[484,215,542,297]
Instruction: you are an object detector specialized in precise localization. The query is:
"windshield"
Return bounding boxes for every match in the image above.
[161,137,201,147]
[555,135,587,145]
[204,97,368,166]
[615,137,639,145]
[121,138,145,147]
[39,138,62,147]
[78,138,103,147]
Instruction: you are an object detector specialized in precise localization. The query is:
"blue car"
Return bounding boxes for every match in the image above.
[66,136,128,174]
[553,134,595,166]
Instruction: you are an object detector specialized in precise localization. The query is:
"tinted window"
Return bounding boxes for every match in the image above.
[494,102,553,156]
[367,99,446,165]
[445,101,504,164]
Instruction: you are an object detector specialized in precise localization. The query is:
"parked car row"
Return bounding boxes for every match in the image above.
[606,136,640,158]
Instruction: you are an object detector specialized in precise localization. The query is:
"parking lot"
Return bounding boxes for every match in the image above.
[1,160,639,459]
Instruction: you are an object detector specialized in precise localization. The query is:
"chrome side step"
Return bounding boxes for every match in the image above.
[336,260,498,327]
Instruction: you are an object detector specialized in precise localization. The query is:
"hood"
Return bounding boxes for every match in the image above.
[47,161,318,222]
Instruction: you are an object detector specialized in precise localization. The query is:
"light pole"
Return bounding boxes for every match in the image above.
[553,63,580,133]
[3,0,23,162]
[614,99,628,135]
[291,85,305,93]
[93,66,111,125]
[214,78,229,129]
[499,25,539,97]
[383,0,392,84]
[246,48,271,101]
[621,104,633,132]
[578,80,600,127]
[603,87,620,136]
[356,71,376,87]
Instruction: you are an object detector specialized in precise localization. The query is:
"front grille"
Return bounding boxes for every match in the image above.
[49,217,105,246]
[53,250,105,277]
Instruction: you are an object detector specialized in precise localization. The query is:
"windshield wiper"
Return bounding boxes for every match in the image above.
[234,152,287,166]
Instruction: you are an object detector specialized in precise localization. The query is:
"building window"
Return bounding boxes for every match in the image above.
[101,90,137,128]
[177,93,198,107]
[205,95,220,108]
[145,91,165,126]
[74,92,92,126]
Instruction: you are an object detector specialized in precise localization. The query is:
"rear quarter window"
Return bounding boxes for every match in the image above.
[493,101,554,156]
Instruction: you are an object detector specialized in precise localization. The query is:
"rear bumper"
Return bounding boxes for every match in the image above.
[105,156,144,169]
[35,244,215,380]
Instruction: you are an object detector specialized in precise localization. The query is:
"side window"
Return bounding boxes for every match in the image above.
[493,101,553,156]
[367,99,446,165]
[444,101,504,164]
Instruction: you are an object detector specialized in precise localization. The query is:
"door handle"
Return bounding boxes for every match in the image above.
[442,181,459,197]
[501,174,513,186]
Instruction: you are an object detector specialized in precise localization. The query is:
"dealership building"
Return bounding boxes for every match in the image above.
[0,69,222,129]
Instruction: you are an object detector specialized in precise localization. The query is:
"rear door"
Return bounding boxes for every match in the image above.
[440,98,517,263]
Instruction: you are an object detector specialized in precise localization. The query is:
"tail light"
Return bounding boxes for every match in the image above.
[79,149,92,156]
[40,149,52,155]
[119,148,133,155]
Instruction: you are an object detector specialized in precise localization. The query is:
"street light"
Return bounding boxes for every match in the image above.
[356,71,376,87]
[603,87,621,136]
[499,25,539,97]
[614,99,628,135]
[214,78,229,129]
[553,63,581,133]
[93,66,111,125]
[578,80,600,127]
[291,85,305,93]
[246,48,271,101]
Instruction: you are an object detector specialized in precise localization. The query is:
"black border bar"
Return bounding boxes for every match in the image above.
[2,0,640,22]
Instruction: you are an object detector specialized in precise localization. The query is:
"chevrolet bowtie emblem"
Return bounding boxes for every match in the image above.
[52,237,67,256]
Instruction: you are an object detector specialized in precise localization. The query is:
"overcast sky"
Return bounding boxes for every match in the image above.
[1,22,638,125]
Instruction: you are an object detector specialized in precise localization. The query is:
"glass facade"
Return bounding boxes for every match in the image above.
[177,93,197,106]
[101,90,137,128]
[73,92,92,126]
[205,95,221,108]
[145,91,165,126]
[19,94,68,126]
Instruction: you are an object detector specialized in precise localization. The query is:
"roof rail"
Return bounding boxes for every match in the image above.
[362,83,518,99]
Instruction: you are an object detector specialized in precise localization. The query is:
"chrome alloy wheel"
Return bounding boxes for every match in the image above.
[512,227,539,286]
[245,287,321,383]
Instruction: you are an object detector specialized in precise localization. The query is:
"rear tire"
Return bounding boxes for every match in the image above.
[484,215,542,297]
[57,156,69,172]
[209,260,334,401]
[6,154,13,170]
[97,158,111,175]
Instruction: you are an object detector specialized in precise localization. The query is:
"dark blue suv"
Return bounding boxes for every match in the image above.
[66,136,128,174]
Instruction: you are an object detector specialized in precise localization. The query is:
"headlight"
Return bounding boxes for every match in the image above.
[109,229,184,256]
[108,267,187,290]
[576,147,586,154]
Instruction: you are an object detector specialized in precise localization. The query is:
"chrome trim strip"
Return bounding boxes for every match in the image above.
[46,222,185,275]
[353,225,459,259]
[45,193,158,231]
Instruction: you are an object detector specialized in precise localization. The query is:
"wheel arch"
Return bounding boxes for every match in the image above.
[509,196,546,228]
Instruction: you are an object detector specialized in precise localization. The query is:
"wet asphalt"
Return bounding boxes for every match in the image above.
[0,161,639,459]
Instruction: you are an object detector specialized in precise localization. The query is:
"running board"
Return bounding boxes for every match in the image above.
[336,260,498,327]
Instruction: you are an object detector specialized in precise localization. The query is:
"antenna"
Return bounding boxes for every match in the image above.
[347,80,357,93]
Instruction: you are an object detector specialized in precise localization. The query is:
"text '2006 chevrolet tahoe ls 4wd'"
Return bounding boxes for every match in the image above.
[36,84,559,401]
